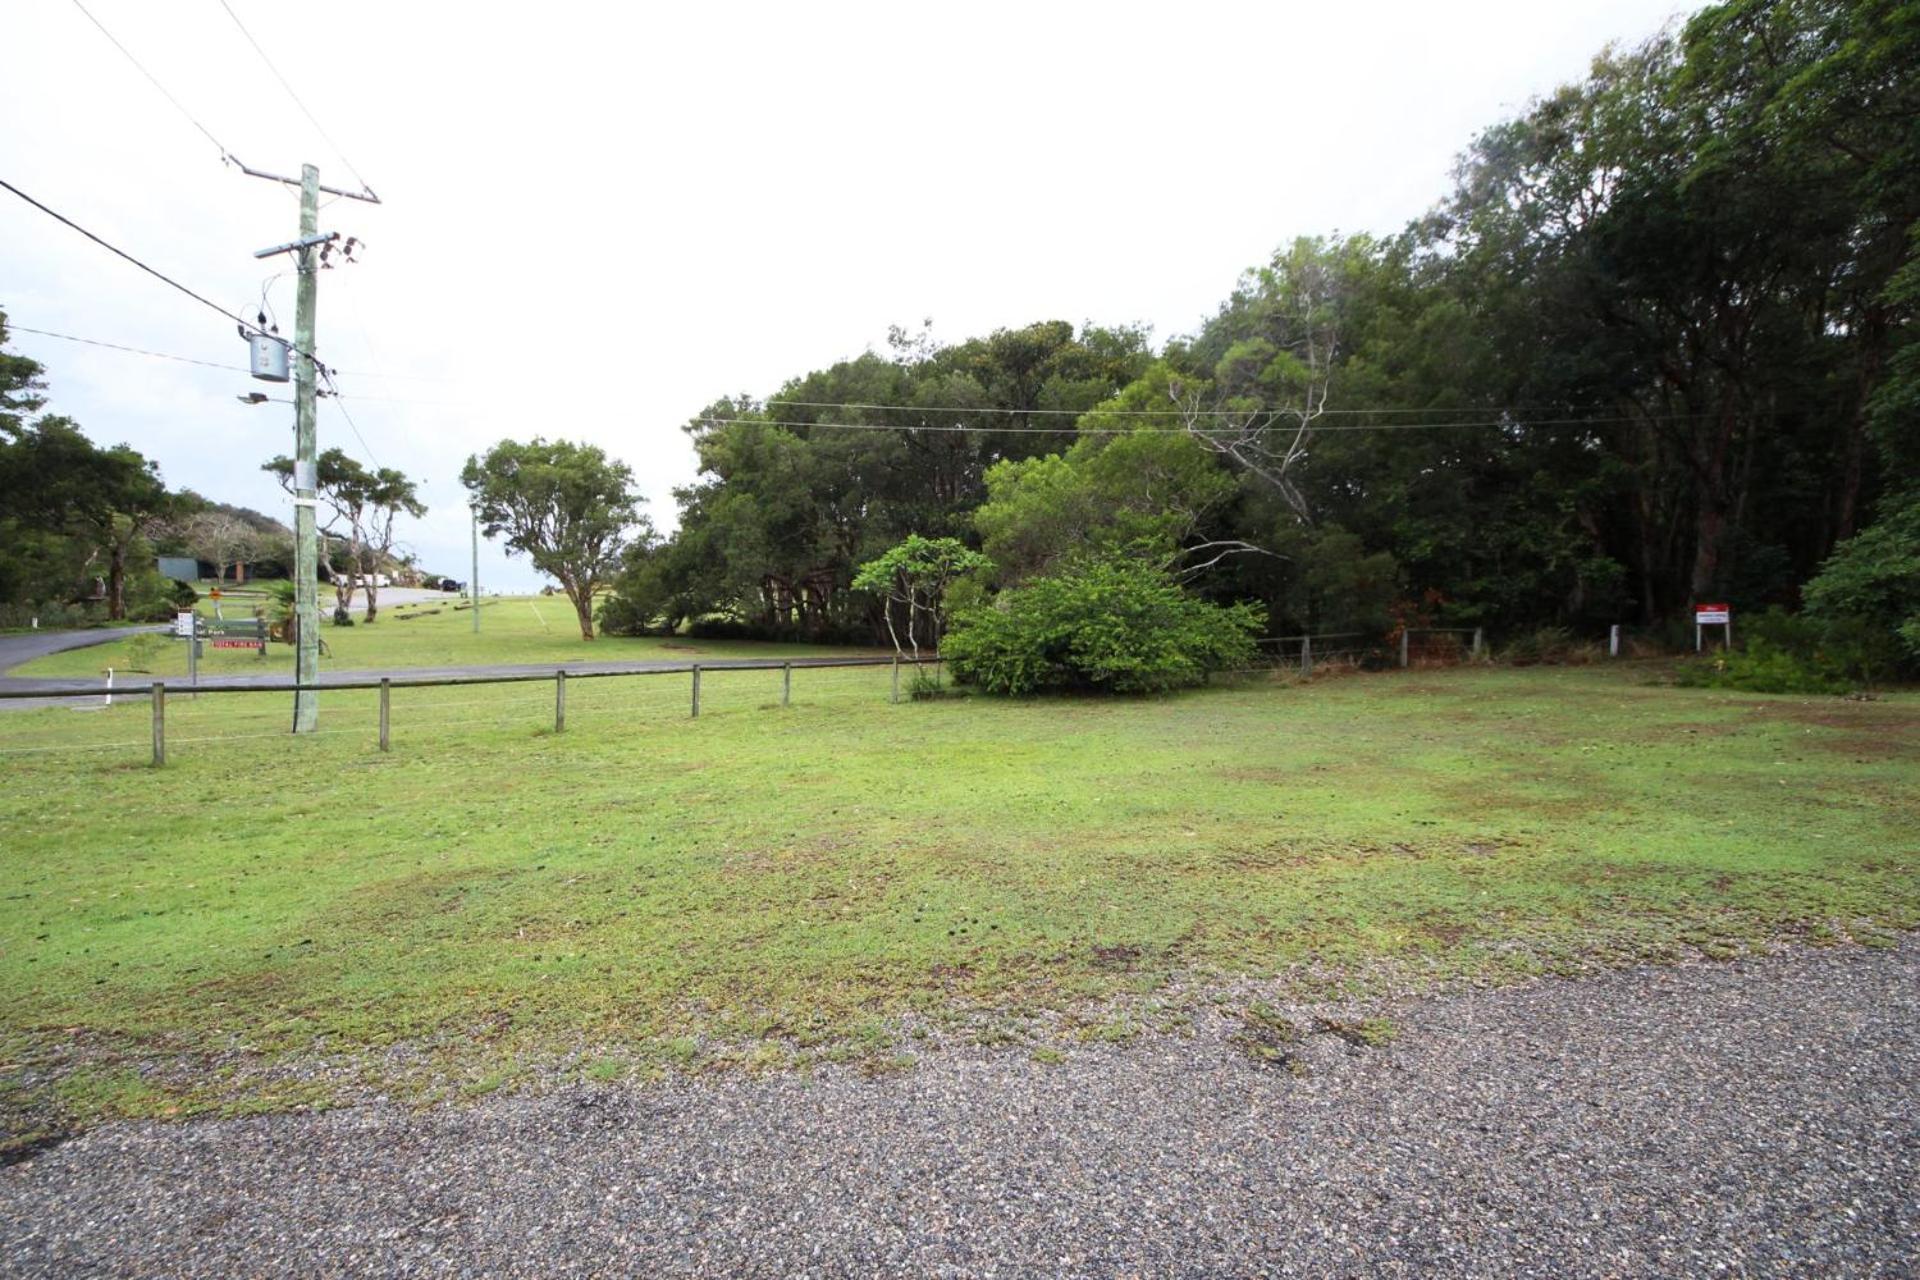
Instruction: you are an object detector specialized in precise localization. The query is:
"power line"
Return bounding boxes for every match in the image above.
[216,0,378,201]
[7,325,248,373]
[69,0,233,163]
[694,414,1661,437]
[318,366,381,466]
[0,177,261,335]
[6,320,384,468]
[763,398,1730,421]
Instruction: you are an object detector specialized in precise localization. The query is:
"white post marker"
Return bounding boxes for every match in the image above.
[1695,603,1732,651]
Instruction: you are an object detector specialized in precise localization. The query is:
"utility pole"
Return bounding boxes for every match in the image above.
[290,164,321,732]
[241,158,378,733]
[471,504,481,634]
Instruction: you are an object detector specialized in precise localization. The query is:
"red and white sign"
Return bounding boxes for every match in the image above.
[1695,603,1731,625]
[210,638,259,649]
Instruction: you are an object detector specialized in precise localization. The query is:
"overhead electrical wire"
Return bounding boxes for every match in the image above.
[7,324,250,373]
[216,0,378,201]
[692,414,1666,437]
[3,318,1718,440]
[7,321,383,468]
[68,0,233,163]
[763,399,1734,421]
[0,178,265,336]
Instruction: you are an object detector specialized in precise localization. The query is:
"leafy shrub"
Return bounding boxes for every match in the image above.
[1674,606,1905,693]
[596,590,661,637]
[1674,639,1852,694]
[0,601,104,630]
[944,555,1262,695]
[1803,500,1920,666]
[908,668,960,701]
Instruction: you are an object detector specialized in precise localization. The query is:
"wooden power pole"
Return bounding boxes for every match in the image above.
[240,158,379,733]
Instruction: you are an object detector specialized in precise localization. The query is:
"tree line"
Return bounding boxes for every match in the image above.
[0,311,430,628]
[589,0,1915,671]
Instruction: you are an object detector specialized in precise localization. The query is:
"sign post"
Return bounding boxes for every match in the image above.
[1695,603,1732,652]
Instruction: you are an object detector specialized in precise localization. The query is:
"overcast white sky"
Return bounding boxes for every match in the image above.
[3,0,1700,590]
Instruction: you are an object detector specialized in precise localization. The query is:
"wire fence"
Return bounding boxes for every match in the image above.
[1248,627,1486,674]
[0,657,939,769]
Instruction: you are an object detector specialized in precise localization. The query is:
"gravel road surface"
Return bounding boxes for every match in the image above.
[3,941,1914,1278]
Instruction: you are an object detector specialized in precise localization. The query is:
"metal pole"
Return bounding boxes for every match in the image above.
[782,661,791,707]
[690,664,701,718]
[1301,634,1313,677]
[378,678,390,751]
[187,616,198,694]
[150,682,165,767]
[470,505,481,634]
[1400,629,1410,669]
[291,164,321,733]
[555,670,566,733]
[1472,627,1484,661]
[1609,624,1620,658]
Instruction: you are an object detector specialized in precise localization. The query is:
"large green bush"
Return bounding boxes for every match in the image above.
[943,555,1262,695]
[1672,607,1905,694]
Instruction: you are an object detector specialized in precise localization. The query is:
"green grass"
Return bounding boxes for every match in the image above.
[14,593,870,679]
[0,663,1914,1127]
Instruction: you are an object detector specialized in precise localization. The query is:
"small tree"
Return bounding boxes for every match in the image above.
[265,450,423,623]
[853,535,991,660]
[182,511,278,589]
[461,438,646,640]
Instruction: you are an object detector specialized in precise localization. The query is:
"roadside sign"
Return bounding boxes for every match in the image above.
[210,638,259,649]
[173,611,196,638]
[1695,602,1732,651]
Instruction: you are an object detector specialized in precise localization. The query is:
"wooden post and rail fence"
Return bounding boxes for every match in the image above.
[1,655,946,768]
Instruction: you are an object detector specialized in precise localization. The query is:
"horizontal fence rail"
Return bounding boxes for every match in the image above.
[0,655,938,701]
[0,655,947,768]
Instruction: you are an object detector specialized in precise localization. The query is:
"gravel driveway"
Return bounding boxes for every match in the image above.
[4,941,1914,1278]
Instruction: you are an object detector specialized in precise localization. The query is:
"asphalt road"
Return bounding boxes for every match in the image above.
[0,625,168,707]
[2,941,1913,1277]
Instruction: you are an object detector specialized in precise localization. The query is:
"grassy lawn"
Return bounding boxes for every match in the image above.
[1,662,1915,1132]
[12,594,867,680]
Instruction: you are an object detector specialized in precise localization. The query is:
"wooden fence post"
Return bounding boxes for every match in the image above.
[1473,627,1485,661]
[378,678,391,752]
[782,662,792,707]
[1301,635,1313,677]
[691,664,701,718]
[150,682,165,767]
[555,670,567,733]
[1400,630,1410,669]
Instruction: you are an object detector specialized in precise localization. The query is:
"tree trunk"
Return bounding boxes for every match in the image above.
[107,542,127,622]
[364,572,380,623]
[568,582,595,640]
[1687,400,1740,605]
[332,570,355,626]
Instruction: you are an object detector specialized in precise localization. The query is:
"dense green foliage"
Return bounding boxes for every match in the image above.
[943,555,1261,694]
[607,0,1917,673]
[0,311,194,625]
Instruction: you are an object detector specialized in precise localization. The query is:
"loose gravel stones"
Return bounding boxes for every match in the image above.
[4,940,1915,1278]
